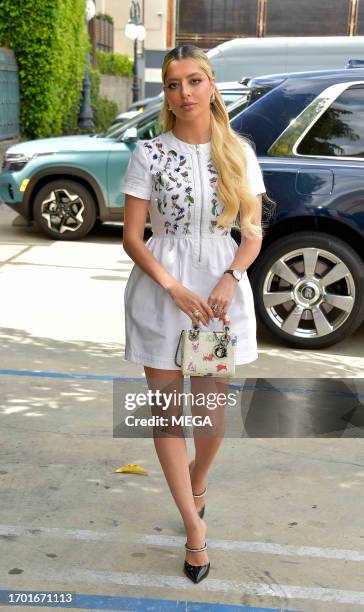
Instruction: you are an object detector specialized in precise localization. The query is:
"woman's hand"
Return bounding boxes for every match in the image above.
[167,283,215,326]
[207,274,237,321]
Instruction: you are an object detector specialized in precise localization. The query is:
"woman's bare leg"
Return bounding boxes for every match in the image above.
[190,376,229,513]
[144,366,208,566]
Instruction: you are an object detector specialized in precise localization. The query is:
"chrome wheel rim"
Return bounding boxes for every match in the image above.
[263,247,355,338]
[40,189,85,234]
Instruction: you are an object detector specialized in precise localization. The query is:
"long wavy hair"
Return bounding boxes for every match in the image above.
[160,45,267,239]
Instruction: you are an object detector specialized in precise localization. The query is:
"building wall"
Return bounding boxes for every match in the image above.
[176,0,364,48]
[99,75,133,112]
[94,0,169,98]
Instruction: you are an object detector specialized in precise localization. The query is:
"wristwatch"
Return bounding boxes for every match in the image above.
[224,269,243,281]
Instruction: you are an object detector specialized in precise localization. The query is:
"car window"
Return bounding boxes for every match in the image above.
[137,116,162,140]
[297,85,364,158]
[221,92,246,105]
[247,83,275,107]
[227,95,250,119]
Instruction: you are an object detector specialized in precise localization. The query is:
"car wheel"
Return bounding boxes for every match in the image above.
[250,231,364,349]
[33,179,97,240]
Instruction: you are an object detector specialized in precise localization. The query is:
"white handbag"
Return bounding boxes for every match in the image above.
[175,319,236,377]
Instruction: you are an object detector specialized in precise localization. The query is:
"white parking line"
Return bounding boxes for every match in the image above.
[8,567,364,606]
[144,534,364,561]
[1,524,364,562]
[2,524,364,606]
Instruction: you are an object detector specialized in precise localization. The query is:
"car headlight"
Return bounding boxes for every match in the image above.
[2,153,31,172]
[2,151,56,172]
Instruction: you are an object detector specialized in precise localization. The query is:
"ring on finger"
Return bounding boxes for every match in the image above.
[212,303,220,314]
[192,309,201,318]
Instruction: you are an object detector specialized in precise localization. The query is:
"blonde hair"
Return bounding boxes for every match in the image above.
[160,45,263,240]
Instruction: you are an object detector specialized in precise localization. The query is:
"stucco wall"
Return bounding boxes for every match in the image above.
[99,74,134,112]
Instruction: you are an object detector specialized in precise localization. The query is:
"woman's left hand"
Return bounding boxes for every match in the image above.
[207,274,237,321]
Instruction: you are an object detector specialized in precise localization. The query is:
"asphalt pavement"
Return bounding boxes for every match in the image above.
[1,204,364,612]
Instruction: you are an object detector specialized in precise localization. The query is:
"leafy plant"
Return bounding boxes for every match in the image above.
[96,50,133,77]
[90,66,119,133]
[0,0,88,138]
[96,12,114,24]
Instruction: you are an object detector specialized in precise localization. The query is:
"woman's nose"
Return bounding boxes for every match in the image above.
[180,83,191,99]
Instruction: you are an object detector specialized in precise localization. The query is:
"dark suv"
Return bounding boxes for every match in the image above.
[231,67,364,350]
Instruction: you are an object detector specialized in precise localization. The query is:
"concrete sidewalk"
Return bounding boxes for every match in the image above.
[1,371,364,611]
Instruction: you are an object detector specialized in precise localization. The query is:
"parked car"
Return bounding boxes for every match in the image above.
[231,65,364,349]
[0,94,249,237]
[1,65,363,349]
[111,81,249,126]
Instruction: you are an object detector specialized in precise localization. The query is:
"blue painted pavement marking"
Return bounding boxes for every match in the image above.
[0,369,362,399]
[0,590,299,611]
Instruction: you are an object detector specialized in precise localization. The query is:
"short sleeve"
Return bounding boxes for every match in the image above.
[243,141,266,196]
[121,141,152,200]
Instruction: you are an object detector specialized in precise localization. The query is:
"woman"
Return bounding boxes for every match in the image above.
[121,44,266,583]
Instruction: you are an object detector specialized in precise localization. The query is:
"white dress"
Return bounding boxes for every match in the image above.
[121,129,266,370]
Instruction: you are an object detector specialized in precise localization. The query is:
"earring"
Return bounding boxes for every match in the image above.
[167,105,172,111]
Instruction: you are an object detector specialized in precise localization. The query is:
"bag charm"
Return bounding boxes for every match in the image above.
[175,318,236,377]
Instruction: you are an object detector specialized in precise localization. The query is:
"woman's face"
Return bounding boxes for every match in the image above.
[163,58,215,121]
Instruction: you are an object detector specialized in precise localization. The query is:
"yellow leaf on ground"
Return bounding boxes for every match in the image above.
[115,463,148,475]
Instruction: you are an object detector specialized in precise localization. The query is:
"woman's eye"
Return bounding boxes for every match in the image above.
[167,79,202,89]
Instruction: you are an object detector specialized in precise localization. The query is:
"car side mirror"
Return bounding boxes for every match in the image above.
[122,127,138,142]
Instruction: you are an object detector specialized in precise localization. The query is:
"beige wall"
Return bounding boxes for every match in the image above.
[94,0,169,55]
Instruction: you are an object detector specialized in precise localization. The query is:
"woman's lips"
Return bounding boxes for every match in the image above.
[181,103,196,108]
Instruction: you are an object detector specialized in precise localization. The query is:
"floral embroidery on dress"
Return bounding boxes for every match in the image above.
[143,139,194,235]
[142,136,228,238]
[207,160,228,235]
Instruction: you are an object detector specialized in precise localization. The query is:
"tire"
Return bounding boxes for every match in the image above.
[33,179,97,240]
[250,231,364,349]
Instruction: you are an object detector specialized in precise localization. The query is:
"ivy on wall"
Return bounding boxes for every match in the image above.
[0,0,88,138]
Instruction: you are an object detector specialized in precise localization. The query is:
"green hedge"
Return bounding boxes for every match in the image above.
[96,50,133,77]
[0,0,88,139]
[90,67,119,133]
[96,12,114,24]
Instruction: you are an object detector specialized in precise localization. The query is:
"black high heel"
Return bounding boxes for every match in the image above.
[184,541,210,583]
[192,487,207,519]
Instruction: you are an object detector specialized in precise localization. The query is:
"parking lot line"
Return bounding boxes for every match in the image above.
[0,369,363,399]
[1,523,364,562]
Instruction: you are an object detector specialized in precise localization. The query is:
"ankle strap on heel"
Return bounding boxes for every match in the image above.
[185,542,207,553]
[192,487,206,499]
